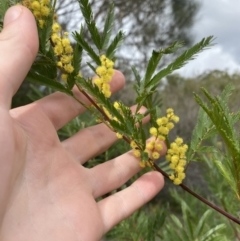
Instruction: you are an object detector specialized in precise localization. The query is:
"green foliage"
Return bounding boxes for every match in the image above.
[101,3,114,50]
[106,207,166,241]
[163,198,226,240]
[187,107,217,162]
[67,44,83,89]
[133,37,213,127]
[78,0,102,50]
[105,30,125,59]
[26,70,73,96]
[194,84,240,198]
[146,36,214,89]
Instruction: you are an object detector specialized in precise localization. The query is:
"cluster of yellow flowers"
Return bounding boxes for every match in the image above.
[22,0,51,28]
[138,138,164,168]
[130,140,142,159]
[134,108,179,167]
[149,108,179,140]
[23,0,74,81]
[94,55,114,98]
[51,22,74,81]
[166,137,188,185]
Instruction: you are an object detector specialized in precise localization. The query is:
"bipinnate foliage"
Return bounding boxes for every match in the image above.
[189,84,240,199]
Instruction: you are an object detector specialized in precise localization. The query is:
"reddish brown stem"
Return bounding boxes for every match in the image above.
[153,163,240,225]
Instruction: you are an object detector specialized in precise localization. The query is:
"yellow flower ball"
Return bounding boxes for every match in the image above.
[41,6,50,16]
[52,22,61,33]
[31,1,40,10]
[61,74,68,81]
[51,33,60,44]
[154,143,163,151]
[94,78,102,88]
[171,155,179,164]
[64,64,74,73]
[54,44,63,55]
[61,38,71,47]
[146,140,155,150]
[133,149,141,158]
[65,45,73,54]
[139,161,146,168]
[166,108,174,114]
[116,133,123,139]
[152,152,160,160]
[178,173,186,180]
[171,115,179,123]
[179,159,187,166]
[113,102,120,109]
[166,122,174,130]
[42,0,50,4]
[175,165,184,173]
[173,178,182,185]
[149,127,158,136]
[175,137,183,145]
[96,66,107,76]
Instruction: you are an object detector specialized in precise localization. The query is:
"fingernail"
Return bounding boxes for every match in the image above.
[4,6,23,26]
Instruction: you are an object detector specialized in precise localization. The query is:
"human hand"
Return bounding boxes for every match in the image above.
[0,6,165,241]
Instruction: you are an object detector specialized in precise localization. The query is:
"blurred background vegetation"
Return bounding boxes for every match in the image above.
[12,0,240,239]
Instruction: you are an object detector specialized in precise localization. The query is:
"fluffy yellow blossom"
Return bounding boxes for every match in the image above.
[113,102,121,109]
[52,22,61,32]
[65,45,73,54]
[94,55,114,98]
[152,152,160,160]
[62,38,71,47]
[23,0,51,28]
[116,133,123,139]
[155,142,163,151]
[173,178,182,185]
[149,127,158,137]
[133,149,141,158]
[50,23,74,81]
[61,74,68,81]
[167,137,188,185]
[31,1,40,9]
[54,44,63,55]
[146,141,154,150]
[64,64,74,73]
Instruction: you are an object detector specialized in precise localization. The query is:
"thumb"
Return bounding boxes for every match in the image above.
[0,5,39,108]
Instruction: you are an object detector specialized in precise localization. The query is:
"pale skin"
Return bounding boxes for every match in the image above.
[0,6,165,241]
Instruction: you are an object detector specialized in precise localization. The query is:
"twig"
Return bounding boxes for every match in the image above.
[153,162,240,225]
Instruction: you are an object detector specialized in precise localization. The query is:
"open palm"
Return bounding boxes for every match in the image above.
[0,6,165,241]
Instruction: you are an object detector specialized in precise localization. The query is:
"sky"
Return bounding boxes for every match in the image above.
[176,0,240,77]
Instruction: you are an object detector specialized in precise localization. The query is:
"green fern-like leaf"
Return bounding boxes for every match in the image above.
[144,41,183,87]
[78,0,102,50]
[106,31,125,59]
[101,3,114,50]
[26,71,72,96]
[147,36,214,88]
[73,31,101,65]
[187,107,217,162]
[67,44,83,89]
